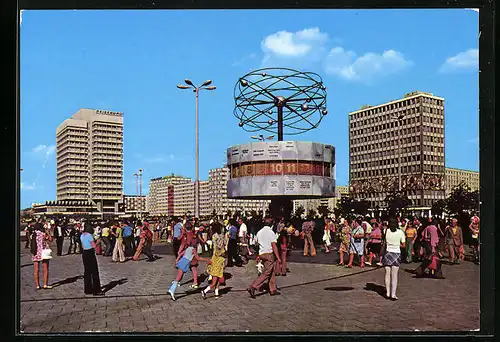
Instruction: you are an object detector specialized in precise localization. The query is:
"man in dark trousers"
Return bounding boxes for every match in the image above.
[227,218,243,267]
[24,223,34,249]
[142,222,156,262]
[53,220,66,256]
[122,222,135,257]
[67,224,78,254]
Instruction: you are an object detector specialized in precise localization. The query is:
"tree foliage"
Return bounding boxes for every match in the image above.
[446,182,479,216]
[431,199,447,216]
[334,195,370,217]
[334,195,353,218]
[317,204,331,218]
[384,191,412,213]
[306,209,317,220]
[353,199,371,216]
[293,205,305,219]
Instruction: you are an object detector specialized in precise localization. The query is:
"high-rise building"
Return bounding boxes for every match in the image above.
[445,167,479,196]
[56,109,124,213]
[172,181,211,217]
[349,91,445,209]
[147,175,192,216]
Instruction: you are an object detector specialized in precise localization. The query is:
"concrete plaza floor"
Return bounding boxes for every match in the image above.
[19,239,479,333]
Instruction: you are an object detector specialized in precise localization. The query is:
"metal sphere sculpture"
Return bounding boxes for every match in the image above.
[234,68,328,140]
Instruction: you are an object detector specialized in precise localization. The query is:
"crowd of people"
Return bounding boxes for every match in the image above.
[23,211,480,302]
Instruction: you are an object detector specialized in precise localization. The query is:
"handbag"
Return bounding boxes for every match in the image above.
[197,244,203,255]
[41,248,53,260]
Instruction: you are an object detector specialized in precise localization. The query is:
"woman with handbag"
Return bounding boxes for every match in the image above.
[31,221,53,290]
[347,217,365,268]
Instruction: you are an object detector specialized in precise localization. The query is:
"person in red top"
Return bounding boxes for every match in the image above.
[274,229,289,276]
[366,222,382,266]
[142,222,156,262]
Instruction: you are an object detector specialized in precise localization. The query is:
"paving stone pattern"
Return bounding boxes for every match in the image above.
[19,239,480,333]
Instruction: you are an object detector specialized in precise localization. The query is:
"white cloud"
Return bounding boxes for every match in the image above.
[21,182,36,191]
[440,49,479,73]
[259,28,411,83]
[32,144,56,155]
[467,8,479,12]
[323,47,413,82]
[20,10,23,25]
[260,27,330,68]
[467,136,479,144]
[262,27,328,57]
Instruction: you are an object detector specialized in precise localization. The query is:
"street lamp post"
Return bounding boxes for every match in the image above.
[134,169,143,219]
[138,169,143,219]
[133,173,139,217]
[177,79,216,219]
[133,173,139,196]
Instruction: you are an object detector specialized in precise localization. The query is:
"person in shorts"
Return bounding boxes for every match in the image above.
[168,237,211,301]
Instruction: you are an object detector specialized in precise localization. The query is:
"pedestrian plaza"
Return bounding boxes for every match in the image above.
[19,239,479,333]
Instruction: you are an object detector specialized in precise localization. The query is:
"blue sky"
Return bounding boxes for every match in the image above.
[20,9,479,208]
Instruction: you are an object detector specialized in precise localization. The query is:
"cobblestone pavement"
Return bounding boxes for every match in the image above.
[19,239,479,333]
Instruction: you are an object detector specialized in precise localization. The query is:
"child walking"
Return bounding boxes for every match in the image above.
[168,237,211,301]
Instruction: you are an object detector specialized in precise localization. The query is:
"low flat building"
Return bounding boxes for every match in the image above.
[122,195,147,216]
[445,167,479,196]
[31,200,101,216]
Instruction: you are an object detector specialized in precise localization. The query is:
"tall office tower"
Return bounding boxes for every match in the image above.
[147,174,191,216]
[56,109,124,212]
[208,167,269,216]
[445,167,480,196]
[348,91,445,209]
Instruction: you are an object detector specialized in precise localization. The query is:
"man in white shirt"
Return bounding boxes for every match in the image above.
[238,217,253,258]
[247,216,282,298]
